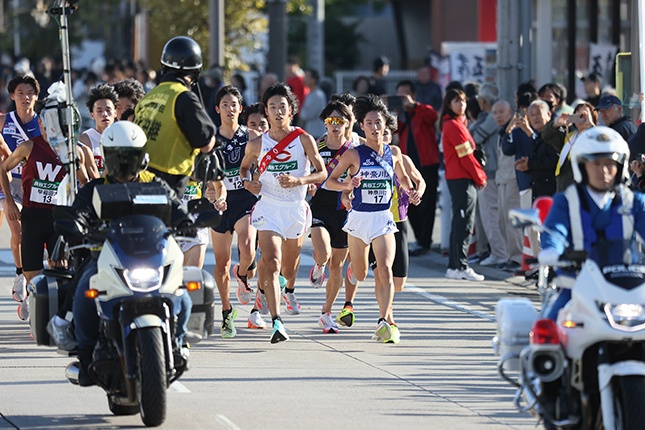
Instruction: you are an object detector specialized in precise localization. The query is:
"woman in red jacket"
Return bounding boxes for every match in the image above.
[441,89,487,281]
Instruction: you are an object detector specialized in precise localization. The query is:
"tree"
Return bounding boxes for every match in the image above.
[140,0,308,71]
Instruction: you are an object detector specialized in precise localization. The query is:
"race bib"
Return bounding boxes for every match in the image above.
[267,161,298,177]
[94,155,104,175]
[182,183,201,204]
[223,167,243,190]
[360,179,392,205]
[30,178,59,205]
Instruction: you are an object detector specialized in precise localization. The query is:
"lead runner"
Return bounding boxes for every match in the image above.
[239,82,326,343]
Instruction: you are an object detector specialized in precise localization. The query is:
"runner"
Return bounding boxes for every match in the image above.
[206,85,261,338]
[0,74,41,303]
[0,98,89,320]
[308,100,357,333]
[78,84,118,178]
[326,94,418,343]
[239,82,326,343]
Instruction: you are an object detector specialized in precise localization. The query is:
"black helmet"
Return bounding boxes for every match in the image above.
[160,36,203,72]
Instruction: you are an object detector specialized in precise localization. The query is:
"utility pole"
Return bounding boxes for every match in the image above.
[520,0,532,84]
[267,0,287,81]
[307,0,324,75]
[209,0,225,67]
[497,0,522,104]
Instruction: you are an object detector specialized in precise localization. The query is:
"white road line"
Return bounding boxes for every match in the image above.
[406,285,496,322]
[216,415,242,430]
[169,381,190,393]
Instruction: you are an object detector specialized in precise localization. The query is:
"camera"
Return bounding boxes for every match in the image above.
[386,95,404,113]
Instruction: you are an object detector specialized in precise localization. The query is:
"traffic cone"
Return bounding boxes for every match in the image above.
[468,226,477,257]
[520,230,534,273]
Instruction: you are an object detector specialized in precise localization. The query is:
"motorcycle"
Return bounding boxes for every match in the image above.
[493,208,645,429]
[29,181,219,427]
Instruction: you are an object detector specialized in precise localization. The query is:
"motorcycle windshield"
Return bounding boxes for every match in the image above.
[107,214,168,259]
[593,239,645,290]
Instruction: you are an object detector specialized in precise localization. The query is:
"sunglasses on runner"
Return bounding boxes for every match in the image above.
[324,117,347,126]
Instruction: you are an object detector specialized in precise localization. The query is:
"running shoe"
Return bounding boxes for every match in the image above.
[248,311,267,329]
[335,305,355,327]
[46,316,77,351]
[346,262,357,284]
[372,320,392,342]
[255,289,269,315]
[309,263,326,289]
[233,263,253,305]
[221,307,238,339]
[270,319,289,344]
[282,291,301,315]
[318,312,339,334]
[385,325,401,344]
[12,273,26,302]
[17,300,29,321]
[278,274,288,294]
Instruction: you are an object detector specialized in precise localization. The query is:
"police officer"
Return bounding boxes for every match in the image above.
[538,126,645,320]
[134,36,217,197]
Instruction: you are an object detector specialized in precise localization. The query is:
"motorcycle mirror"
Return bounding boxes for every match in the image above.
[187,197,211,214]
[193,210,222,229]
[54,219,86,239]
[508,208,541,229]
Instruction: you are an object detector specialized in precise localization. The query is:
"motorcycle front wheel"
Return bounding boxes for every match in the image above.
[613,375,645,430]
[137,327,167,427]
[108,395,138,416]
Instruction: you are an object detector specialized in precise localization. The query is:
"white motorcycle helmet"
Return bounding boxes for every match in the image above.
[570,126,630,186]
[100,121,149,182]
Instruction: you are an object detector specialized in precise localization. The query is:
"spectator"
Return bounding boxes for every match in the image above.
[492,100,522,272]
[415,66,442,111]
[581,72,602,107]
[285,56,309,108]
[299,68,327,139]
[395,80,439,256]
[471,84,507,267]
[258,72,278,101]
[538,83,573,119]
[230,73,248,107]
[368,56,390,96]
[542,102,598,192]
[595,95,637,142]
[441,89,487,281]
[352,76,370,97]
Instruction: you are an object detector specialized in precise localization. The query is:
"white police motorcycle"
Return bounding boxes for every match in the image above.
[494,208,645,429]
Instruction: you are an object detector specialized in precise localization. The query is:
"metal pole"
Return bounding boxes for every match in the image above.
[638,0,645,122]
[209,0,225,67]
[12,0,20,57]
[49,0,79,205]
[267,0,287,81]
[306,0,324,75]
[520,0,532,84]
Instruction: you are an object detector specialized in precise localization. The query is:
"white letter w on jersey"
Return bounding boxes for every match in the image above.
[36,162,62,181]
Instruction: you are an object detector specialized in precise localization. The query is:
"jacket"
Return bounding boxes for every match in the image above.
[441,114,487,186]
[397,102,439,167]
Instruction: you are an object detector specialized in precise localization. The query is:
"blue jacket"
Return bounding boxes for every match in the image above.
[501,128,533,191]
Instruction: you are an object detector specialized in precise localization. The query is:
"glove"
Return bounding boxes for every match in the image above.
[538,249,560,266]
[176,219,198,238]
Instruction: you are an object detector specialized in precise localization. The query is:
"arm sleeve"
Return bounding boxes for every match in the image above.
[472,116,498,146]
[541,193,571,255]
[633,192,645,239]
[71,179,100,226]
[501,130,516,156]
[528,140,559,172]
[414,102,438,125]
[175,91,217,149]
[299,92,325,122]
[444,121,487,186]
[541,120,566,152]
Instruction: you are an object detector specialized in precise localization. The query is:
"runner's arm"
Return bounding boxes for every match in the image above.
[325,148,359,192]
[299,133,327,185]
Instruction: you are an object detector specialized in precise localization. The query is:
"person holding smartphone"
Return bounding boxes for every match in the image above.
[542,102,598,192]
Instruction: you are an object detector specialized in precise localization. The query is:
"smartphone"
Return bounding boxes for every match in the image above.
[387,95,404,113]
[516,109,526,119]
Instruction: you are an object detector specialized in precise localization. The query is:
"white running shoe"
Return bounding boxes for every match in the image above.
[233,263,253,305]
[372,320,392,342]
[282,292,301,315]
[479,255,506,266]
[247,311,267,329]
[445,267,484,281]
[12,273,26,302]
[318,312,339,334]
[309,263,326,288]
[17,300,29,321]
[346,262,357,284]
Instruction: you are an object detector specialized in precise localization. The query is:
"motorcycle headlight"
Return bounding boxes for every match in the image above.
[123,267,162,292]
[604,303,645,331]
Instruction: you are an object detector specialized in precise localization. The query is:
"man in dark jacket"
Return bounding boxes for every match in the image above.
[595,95,636,141]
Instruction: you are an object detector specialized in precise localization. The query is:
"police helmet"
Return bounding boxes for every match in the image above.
[160,36,203,72]
[101,121,149,182]
[570,126,630,185]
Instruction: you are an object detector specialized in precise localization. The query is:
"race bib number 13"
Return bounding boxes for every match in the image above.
[30,178,59,205]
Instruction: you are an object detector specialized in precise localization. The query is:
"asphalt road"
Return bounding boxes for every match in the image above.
[0,220,541,430]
